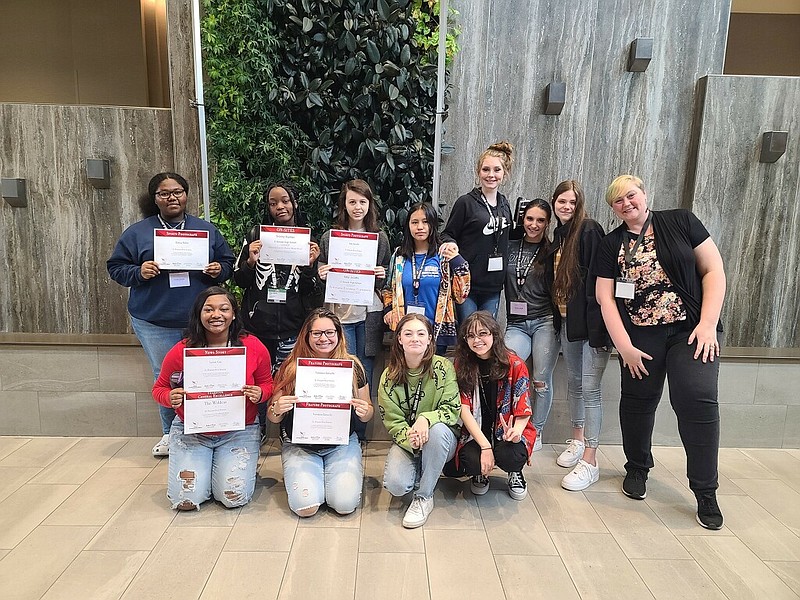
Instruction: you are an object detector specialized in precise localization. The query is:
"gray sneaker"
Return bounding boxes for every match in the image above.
[403,496,434,528]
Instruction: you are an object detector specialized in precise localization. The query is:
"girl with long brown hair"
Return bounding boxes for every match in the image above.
[268,308,373,517]
[378,314,461,528]
[449,312,536,500]
[549,180,611,491]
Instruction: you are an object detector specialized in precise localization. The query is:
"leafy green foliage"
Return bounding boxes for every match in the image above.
[266,0,451,241]
[202,0,458,249]
[410,0,460,65]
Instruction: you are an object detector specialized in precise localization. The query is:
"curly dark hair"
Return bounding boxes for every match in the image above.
[184,286,245,348]
[454,311,511,393]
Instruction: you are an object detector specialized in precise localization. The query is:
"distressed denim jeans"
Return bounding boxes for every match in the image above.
[167,420,260,510]
[505,315,560,433]
[383,422,456,500]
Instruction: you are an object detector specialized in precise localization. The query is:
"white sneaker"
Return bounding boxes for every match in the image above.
[556,439,585,468]
[561,459,599,491]
[152,434,170,457]
[402,496,434,528]
[533,436,543,452]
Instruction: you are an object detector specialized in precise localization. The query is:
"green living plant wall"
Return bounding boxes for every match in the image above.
[203,0,458,249]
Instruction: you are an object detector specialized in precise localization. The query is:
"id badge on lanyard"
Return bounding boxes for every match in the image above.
[267,287,287,303]
[615,278,635,299]
[487,254,503,272]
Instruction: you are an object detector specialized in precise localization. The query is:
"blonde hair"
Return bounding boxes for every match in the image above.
[476,141,514,181]
[605,175,645,206]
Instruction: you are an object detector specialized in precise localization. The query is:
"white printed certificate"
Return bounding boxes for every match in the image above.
[292,358,353,445]
[259,225,311,265]
[153,229,209,270]
[327,229,378,269]
[324,268,376,306]
[182,347,246,434]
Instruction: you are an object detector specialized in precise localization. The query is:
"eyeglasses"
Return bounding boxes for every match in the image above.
[156,189,186,200]
[310,329,338,339]
[465,330,492,341]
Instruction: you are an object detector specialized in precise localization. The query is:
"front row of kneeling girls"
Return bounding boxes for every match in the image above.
[154,288,534,528]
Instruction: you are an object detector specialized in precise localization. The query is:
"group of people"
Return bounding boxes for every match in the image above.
[108,139,726,531]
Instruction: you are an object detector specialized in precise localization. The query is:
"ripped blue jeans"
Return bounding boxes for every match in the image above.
[167,419,260,510]
[505,315,560,434]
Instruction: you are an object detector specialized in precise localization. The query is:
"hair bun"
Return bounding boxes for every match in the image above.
[488,141,513,158]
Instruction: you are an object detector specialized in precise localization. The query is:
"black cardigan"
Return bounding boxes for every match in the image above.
[592,209,722,332]
[550,218,610,347]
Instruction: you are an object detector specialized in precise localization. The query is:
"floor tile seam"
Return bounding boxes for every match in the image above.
[0,466,44,504]
[737,448,800,479]
[0,438,34,462]
[0,437,80,469]
[194,529,236,600]
[728,477,800,530]
[628,554,726,600]
[35,531,105,600]
[672,531,761,597]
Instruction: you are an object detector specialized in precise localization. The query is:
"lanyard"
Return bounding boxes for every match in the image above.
[623,211,653,268]
[157,215,185,230]
[515,239,540,287]
[481,194,503,253]
[411,253,428,297]
[403,376,424,426]
[268,264,298,290]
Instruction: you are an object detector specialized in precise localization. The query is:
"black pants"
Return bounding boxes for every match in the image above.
[619,322,721,493]
[444,439,528,476]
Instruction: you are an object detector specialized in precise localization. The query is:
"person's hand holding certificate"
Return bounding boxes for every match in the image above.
[258,226,311,265]
[153,229,209,270]
[182,347,247,434]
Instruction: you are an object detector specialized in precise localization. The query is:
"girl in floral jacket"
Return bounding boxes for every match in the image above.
[382,202,470,353]
[448,311,536,501]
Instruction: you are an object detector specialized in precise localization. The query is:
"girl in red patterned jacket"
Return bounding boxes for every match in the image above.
[447,311,536,501]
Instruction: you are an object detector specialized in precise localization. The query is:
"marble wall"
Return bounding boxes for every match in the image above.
[0,104,175,334]
[690,75,800,348]
[440,0,731,233]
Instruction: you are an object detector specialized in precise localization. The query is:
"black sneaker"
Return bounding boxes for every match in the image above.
[622,469,647,499]
[696,492,724,530]
[470,475,490,496]
[507,471,527,501]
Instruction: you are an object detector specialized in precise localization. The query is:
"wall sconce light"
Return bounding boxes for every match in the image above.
[627,38,653,72]
[544,82,566,115]
[1,178,27,208]
[759,131,788,163]
[86,158,111,189]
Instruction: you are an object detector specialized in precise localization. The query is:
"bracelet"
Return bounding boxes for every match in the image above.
[269,403,282,418]
[480,446,492,451]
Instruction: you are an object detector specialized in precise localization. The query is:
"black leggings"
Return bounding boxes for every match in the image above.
[619,322,721,493]
[444,439,528,476]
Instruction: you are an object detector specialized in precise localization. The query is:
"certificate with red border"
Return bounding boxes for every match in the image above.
[259,225,311,265]
[182,347,246,434]
[153,229,209,270]
[292,358,353,445]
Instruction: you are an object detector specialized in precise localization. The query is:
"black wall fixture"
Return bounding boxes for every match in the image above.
[759,131,788,163]
[544,82,566,115]
[1,178,27,208]
[628,38,653,72]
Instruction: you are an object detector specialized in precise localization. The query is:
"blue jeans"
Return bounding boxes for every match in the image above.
[383,423,456,500]
[456,290,501,323]
[167,420,260,510]
[505,315,560,433]
[130,315,185,434]
[281,432,364,515]
[560,322,610,449]
[343,321,371,441]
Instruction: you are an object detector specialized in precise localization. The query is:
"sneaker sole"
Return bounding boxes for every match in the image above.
[508,489,527,501]
[470,484,490,496]
[621,484,646,500]
[557,456,581,468]
[152,448,169,457]
[561,476,599,492]
[695,513,723,530]
[402,518,427,529]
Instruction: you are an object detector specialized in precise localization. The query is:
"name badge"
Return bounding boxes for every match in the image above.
[169,271,190,288]
[487,255,503,272]
[407,305,426,315]
[510,301,528,316]
[615,278,635,299]
[267,287,287,303]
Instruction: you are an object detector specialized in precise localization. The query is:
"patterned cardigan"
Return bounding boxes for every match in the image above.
[455,351,537,463]
[381,251,470,347]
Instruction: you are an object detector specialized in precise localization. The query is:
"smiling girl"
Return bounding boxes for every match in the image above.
[504,198,560,451]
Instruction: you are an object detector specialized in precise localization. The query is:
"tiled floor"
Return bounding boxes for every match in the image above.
[0,436,799,600]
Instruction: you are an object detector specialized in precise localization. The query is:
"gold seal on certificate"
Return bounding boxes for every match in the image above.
[292,358,353,445]
[259,225,311,265]
[183,347,247,434]
[153,229,210,270]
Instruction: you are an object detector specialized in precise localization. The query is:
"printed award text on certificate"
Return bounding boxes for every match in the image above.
[153,229,209,270]
[259,226,311,265]
[183,347,247,434]
[292,358,353,445]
